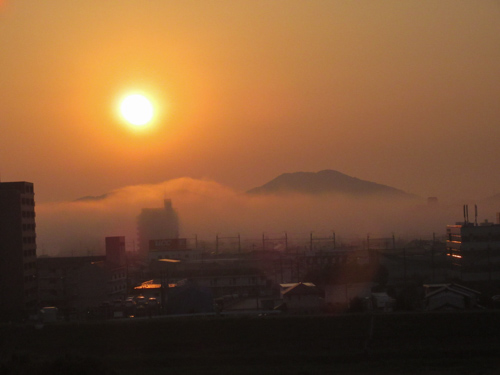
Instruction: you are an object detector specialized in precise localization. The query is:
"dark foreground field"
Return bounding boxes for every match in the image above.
[1,311,500,374]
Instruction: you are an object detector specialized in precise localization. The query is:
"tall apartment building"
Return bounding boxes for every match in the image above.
[446,207,500,281]
[137,199,179,256]
[0,182,38,319]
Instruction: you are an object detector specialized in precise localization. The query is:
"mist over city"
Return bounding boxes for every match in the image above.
[35,175,493,257]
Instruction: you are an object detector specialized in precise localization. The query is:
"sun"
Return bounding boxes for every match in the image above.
[120,94,154,126]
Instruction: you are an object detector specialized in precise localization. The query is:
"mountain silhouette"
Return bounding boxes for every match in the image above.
[74,193,110,202]
[247,169,417,198]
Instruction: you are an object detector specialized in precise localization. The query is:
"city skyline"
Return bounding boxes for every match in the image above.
[1,1,500,204]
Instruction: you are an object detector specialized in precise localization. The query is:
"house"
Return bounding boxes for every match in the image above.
[423,283,481,311]
[278,282,324,313]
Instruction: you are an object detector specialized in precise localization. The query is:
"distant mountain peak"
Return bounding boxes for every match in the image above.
[247,169,416,198]
[74,193,110,202]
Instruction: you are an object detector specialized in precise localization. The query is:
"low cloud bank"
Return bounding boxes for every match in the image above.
[35,178,490,256]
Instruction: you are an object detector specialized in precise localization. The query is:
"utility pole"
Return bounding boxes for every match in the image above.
[431,232,436,282]
[488,246,492,283]
[280,255,283,283]
[262,232,288,252]
[403,247,407,284]
[296,258,301,283]
[310,232,336,252]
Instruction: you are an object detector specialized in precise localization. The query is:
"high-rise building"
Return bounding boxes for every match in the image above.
[0,182,38,319]
[446,207,500,281]
[137,199,179,256]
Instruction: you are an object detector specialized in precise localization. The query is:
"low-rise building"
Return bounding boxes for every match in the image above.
[423,283,481,311]
[37,255,127,317]
[148,238,202,261]
[279,282,324,313]
[37,236,128,318]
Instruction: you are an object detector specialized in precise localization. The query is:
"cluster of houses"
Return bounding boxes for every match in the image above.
[34,204,500,320]
[35,230,492,322]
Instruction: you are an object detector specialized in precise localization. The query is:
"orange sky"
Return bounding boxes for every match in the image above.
[1,1,500,203]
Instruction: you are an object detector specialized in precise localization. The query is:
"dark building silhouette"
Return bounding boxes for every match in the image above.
[105,236,126,267]
[137,199,179,256]
[445,205,500,281]
[0,181,38,320]
[37,237,128,318]
[37,255,106,317]
[446,218,500,281]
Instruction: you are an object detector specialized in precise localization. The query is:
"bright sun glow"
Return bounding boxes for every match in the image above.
[120,94,154,126]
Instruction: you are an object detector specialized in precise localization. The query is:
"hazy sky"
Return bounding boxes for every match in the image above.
[1,1,500,203]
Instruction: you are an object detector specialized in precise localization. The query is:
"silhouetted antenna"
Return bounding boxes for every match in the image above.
[310,231,336,252]
[475,204,478,226]
[262,232,287,252]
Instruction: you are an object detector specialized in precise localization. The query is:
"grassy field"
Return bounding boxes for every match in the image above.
[1,311,500,374]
